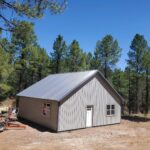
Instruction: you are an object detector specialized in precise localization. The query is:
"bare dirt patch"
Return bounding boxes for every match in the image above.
[0,119,150,150]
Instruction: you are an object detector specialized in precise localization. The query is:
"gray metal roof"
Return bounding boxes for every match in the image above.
[17,70,98,101]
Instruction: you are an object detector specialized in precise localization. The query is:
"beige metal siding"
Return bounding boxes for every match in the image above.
[18,97,58,131]
[58,75,121,131]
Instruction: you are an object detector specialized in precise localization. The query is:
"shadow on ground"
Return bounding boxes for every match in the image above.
[18,117,56,133]
[122,115,150,122]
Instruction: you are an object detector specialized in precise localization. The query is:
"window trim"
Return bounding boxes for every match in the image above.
[42,103,51,116]
[106,104,115,116]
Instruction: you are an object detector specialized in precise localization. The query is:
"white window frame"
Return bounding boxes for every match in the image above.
[106,104,115,116]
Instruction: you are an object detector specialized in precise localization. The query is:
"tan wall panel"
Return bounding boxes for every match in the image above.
[18,97,58,131]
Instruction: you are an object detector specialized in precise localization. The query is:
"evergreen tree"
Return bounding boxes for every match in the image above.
[81,52,89,70]
[127,34,148,113]
[0,0,67,31]
[90,50,101,70]
[27,46,50,85]
[124,67,135,114]
[85,52,94,70]
[142,49,150,114]
[94,35,121,78]
[50,35,67,73]
[112,69,128,97]
[11,21,37,91]
[36,47,50,80]
[0,39,13,99]
[68,40,86,72]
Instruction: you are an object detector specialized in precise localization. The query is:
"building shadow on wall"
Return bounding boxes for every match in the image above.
[18,117,56,133]
[122,115,150,122]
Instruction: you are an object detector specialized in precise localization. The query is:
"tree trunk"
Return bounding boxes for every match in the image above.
[18,71,23,91]
[145,68,149,114]
[56,54,60,73]
[104,60,107,78]
[128,70,131,115]
[135,65,139,114]
[38,66,42,81]
[31,70,34,84]
[18,52,25,91]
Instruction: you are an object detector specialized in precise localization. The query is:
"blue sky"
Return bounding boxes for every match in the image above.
[2,0,150,70]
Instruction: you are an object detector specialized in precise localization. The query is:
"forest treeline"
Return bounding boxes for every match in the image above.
[0,21,150,114]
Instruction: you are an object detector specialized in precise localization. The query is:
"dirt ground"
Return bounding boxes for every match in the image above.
[0,118,150,150]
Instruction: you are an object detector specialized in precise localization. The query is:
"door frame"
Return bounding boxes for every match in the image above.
[85,105,94,127]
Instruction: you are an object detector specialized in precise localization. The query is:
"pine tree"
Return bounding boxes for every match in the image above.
[11,21,38,91]
[50,35,67,73]
[90,50,101,70]
[27,46,50,85]
[142,49,150,114]
[84,52,94,70]
[0,0,67,31]
[68,40,86,72]
[127,34,148,113]
[0,39,13,99]
[112,69,128,96]
[94,35,121,79]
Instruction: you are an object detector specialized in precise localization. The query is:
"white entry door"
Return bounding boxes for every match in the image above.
[86,106,93,127]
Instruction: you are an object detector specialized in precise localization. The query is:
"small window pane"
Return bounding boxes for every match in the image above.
[111,105,115,109]
[47,104,50,110]
[47,104,50,107]
[87,106,92,110]
[107,105,110,109]
[43,103,50,115]
[43,104,47,115]
[111,109,115,115]
[107,110,110,115]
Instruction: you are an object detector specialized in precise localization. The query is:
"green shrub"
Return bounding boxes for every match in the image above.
[0,83,12,100]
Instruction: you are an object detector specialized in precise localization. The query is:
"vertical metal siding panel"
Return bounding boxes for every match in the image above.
[58,76,121,131]
[101,84,104,125]
[102,88,107,125]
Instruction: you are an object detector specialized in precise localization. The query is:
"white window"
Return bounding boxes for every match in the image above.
[106,104,115,116]
[43,103,50,115]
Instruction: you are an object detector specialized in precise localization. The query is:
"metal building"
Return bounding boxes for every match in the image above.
[17,70,122,132]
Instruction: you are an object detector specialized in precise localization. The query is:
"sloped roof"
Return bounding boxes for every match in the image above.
[17,70,98,101]
[17,70,123,103]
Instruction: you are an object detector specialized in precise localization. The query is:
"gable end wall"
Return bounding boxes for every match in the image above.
[58,74,121,131]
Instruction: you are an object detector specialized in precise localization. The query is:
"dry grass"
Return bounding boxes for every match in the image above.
[0,98,16,107]
[0,119,150,150]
